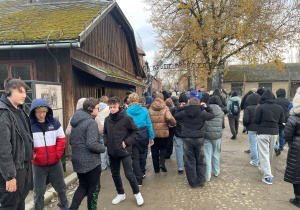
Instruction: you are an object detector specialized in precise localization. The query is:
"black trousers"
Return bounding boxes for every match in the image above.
[166,128,174,158]
[70,165,101,210]
[131,141,147,181]
[228,114,240,136]
[151,137,168,172]
[0,162,32,210]
[110,155,139,194]
[294,184,300,196]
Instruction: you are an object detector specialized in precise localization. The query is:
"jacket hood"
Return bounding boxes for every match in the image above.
[144,92,150,97]
[260,90,276,104]
[70,109,94,127]
[229,96,240,101]
[127,104,143,116]
[210,104,223,116]
[151,98,166,111]
[209,95,222,106]
[0,94,23,109]
[76,98,86,110]
[185,105,202,118]
[245,93,260,106]
[213,89,221,96]
[276,88,286,98]
[190,90,197,96]
[108,108,127,121]
[29,98,53,123]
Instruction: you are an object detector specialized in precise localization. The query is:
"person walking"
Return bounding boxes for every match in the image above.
[149,93,176,173]
[30,98,69,210]
[254,90,284,184]
[103,96,144,206]
[204,96,224,181]
[243,93,260,167]
[165,98,176,159]
[69,98,105,210]
[174,98,214,188]
[126,93,154,186]
[0,78,33,210]
[283,87,300,208]
[226,91,241,140]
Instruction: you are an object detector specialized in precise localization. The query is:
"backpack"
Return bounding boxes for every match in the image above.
[231,100,240,115]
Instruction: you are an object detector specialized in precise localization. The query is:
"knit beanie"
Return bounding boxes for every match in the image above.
[232,91,238,97]
[99,102,107,111]
[200,93,210,103]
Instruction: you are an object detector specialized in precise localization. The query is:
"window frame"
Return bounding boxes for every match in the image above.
[0,60,36,81]
[259,83,272,92]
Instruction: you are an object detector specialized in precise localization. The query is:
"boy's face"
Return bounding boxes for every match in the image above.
[90,104,99,116]
[8,87,26,107]
[109,103,119,114]
[35,110,47,123]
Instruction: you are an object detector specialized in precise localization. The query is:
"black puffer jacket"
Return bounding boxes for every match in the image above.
[283,114,300,184]
[103,109,139,158]
[254,90,284,135]
[174,105,214,138]
[241,91,254,110]
[213,89,227,107]
[276,89,290,123]
[243,93,260,131]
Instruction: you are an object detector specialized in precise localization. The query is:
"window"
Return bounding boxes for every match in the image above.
[231,83,243,96]
[259,83,272,92]
[0,61,35,91]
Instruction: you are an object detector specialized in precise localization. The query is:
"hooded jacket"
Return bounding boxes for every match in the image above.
[103,109,139,158]
[0,94,32,181]
[226,96,241,115]
[254,90,284,135]
[30,99,65,166]
[190,90,200,100]
[204,101,224,140]
[276,89,290,123]
[70,109,105,173]
[213,89,227,106]
[174,105,214,138]
[241,90,254,110]
[144,92,152,106]
[96,103,110,126]
[243,93,260,131]
[149,98,176,138]
[126,104,155,141]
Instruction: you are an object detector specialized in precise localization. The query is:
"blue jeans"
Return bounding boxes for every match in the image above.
[204,138,221,181]
[248,131,259,166]
[100,135,110,170]
[174,136,184,171]
[275,125,285,150]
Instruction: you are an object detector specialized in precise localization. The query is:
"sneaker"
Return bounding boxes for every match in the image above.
[142,172,146,178]
[250,161,258,167]
[112,194,126,204]
[178,170,183,174]
[231,135,236,140]
[134,192,144,206]
[262,178,272,185]
[275,148,281,156]
[290,197,300,208]
[137,179,142,187]
[159,164,167,172]
[244,150,250,154]
[213,173,220,177]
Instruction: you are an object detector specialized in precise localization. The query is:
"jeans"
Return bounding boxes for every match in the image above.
[131,141,147,181]
[275,125,285,150]
[183,138,206,187]
[257,134,277,179]
[204,138,221,181]
[151,138,168,172]
[228,114,240,136]
[100,136,110,170]
[110,155,139,194]
[248,131,259,166]
[70,165,101,210]
[142,143,149,173]
[174,136,184,171]
[0,162,31,210]
[166,128,174,158]
[32,160,68,210]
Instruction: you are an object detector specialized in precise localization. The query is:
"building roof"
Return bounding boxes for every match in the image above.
[137,47,146,56]
[0,0,112,44]
[224,63,300,82]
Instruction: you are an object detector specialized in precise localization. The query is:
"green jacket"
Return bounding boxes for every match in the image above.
[226,96,241,115]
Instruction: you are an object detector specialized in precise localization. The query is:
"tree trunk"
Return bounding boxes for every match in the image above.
[207,77,212,91]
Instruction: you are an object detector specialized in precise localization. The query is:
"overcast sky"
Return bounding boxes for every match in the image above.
[116,0,156,66]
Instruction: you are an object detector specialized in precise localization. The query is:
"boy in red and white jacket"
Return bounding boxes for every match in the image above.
[30,98,69,210]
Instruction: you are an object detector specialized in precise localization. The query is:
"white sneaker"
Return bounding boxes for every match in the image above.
[134,192,144,206]
[112,194,125,204]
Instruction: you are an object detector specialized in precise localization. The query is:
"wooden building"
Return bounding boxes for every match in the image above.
[0,0,147,155]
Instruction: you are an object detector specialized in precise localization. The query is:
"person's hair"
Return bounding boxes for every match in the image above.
[188,98,200,105]
[156,93,164,100]
[128,93,139,103]
[139,97,146,104]
[4,78,27,93]
[232,91,238,97]
[108,96,121,105]
[100,96,109,104]
[165,98,175,107]
[83,97,99,111]
[35,106,49,113]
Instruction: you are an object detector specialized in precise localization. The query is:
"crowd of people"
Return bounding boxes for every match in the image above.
[0,77,300,209]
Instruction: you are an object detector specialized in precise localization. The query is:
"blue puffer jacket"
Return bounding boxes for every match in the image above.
[126,104,155,140]
[190,90,200,100]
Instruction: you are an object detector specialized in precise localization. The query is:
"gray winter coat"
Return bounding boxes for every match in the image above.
[205,104,224,140]
[70,109,105,173]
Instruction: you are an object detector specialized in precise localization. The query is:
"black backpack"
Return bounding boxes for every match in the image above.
[231,100,240,115]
